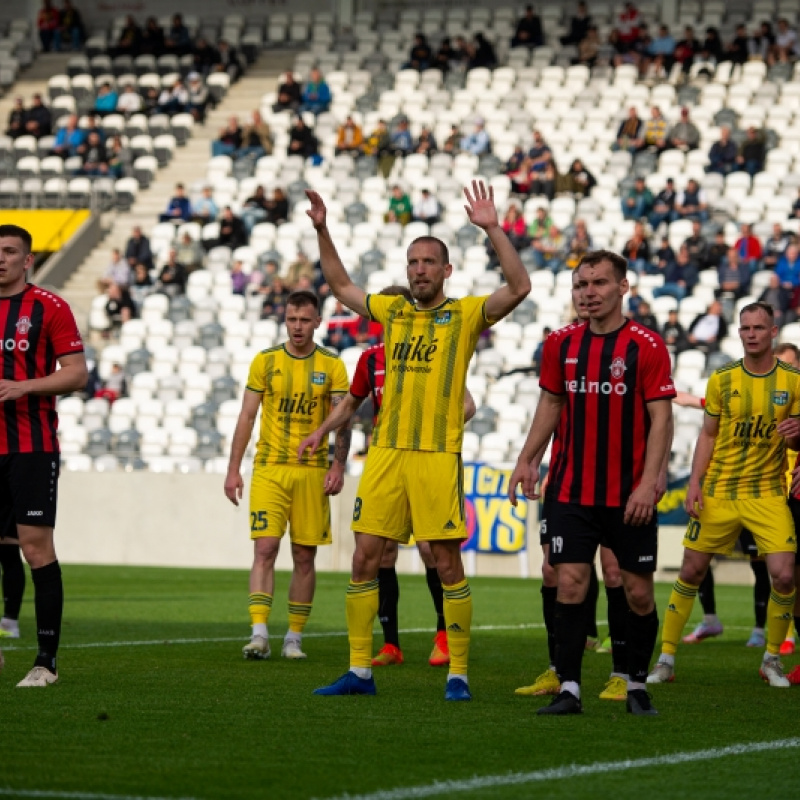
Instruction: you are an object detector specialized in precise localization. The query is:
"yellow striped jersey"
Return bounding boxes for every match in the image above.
[246,344,349,467]
[703,358,800,499]
[366,293,495,453]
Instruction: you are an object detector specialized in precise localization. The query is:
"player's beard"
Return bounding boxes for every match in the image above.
[411,276,443,303]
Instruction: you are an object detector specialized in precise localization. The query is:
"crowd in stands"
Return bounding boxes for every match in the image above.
[37,0,86,52]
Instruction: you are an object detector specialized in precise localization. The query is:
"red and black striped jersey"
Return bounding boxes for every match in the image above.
[540,319,675,507]
[349,343,384,425]
[0,284,84,454]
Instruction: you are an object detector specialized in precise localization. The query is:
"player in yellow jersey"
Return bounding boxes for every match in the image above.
[225,291,351,661]
[307,180,531,700]
[648,302,800,688]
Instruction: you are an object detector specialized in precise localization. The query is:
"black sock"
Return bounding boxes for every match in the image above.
[606,585,629,676]
[377,567,400,647]
[584,568,599,639]
[698,568,716,615]
[0,543,25,620]
[554,600,586,685]
[31,560,63,673]
[750,560,770,629]
[541,585,557,666]
[627,606,659,685]
[425,566,445,632]
[795,615,800,640]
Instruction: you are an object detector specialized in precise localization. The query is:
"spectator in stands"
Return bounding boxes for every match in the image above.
[215,40,242,82]
[667,106,700,152]
[362,118,392,175]
[647,24,676,70]
[273,72,302,113]
[265,187,289,225]
[468,32,498,70]
[672,25,701,74]
[683,219,710,271]
[236,111,273,161]
[511,5,544,49]
[632,300,659,332]
[97,248,131,292]
[212,116,242,158]
[759,272,793,326]
[125,226,153,271]
[260,276,290,322]
[564,219,593,270]
[498,204,528,253]
[505,145,533,194]
[661,309,688,353]
[94,83,118,118]
[414,126,437,156]
[724,23,749,65]
[335,116,363,156]
[533,224,566,273]
[175,232,204,273]
[389,118,414,157]
[527,206,553,245]
[405,33,432,70]
[791,188,800,221]
[575,25,601,67]
[649,177,678,230]
[78,131,109,176]
[116,84,142,117]
[527,129,556,199]
[50,113,84,158]
[652,234,676,277]
[37,0,62,52]
[432,37,455,74]
[641,53,668,86]
[159,183,192,223]
[460,119,491,156]
[385,185,412,225]
[764,223,790,270]
[652,244,698,300]
[675,178,708,222]
[622,220,652,273]
[139,17,164,56]
[285,251,315,288]
[561,1,592,46]
[189,186,217,226]
[612,106,644,153]
[287,116,319,160]
[164,13,191,56]
[749,21,775,62]
[192,38,220,77]
[156,249,187,298]
[733,223,763,274]
[24,94,51,138]
[703,26,724,62]
[776,243,800,290]
[736,127,766,176]
[230,261,249,297]
[706,125,738,175]
[111,15,141,57]
[640,106,669,152]
[717,247,750,299]
[5,98,25,139]
[240,186,269,234]
[558,158,596,197]
[105,133,129,177]
[300,68,331,116]
[621,176,654,221]
[104,283,135,331]
[157,78,189,117]
[626,284,644,317]
[58,0,85,51]
[323,326,356,352]
[412,189,441,225]
[442,124,462,154]
[706,229,729,270]
[187,73,210,122]
[141,86,159,116]
[129,263,154,312]
[610,1,641,56]
[213,207,248,250]
[770,18,798,64]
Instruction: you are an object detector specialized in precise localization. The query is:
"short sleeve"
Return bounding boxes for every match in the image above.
[791,374,800,418]
[641,339,676,402]
[704,371,721,417]
[48,302,84,358]
[246,353,266,394]
[365,293,391,324]
[538,333,565,396]
[331,357,349,394]
[349,350,372,399]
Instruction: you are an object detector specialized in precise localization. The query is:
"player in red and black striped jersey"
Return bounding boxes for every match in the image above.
[0,224,88,686]
[510,250,675,716]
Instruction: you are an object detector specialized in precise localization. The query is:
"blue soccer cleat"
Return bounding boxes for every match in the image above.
[445,677,472,701]
[313,671,376,696]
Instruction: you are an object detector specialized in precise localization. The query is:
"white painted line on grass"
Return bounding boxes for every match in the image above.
[0,790,197,800]
[316,738,800,800]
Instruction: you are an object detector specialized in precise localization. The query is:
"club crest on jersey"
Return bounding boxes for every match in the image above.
[609,356,626,379]
[312,371,326,385]
[435,310,451,325]
[772,390,789,406]
[15,316,32,335]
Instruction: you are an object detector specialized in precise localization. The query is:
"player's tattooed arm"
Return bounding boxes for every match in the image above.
[331,394,352,466]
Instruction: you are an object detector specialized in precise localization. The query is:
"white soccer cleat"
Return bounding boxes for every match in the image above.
[242,635,270,660]
[0,618,20,638]
[17,666,58,687]
[646,660,675,684]
[760,658,790,688]
[281,638,307,660]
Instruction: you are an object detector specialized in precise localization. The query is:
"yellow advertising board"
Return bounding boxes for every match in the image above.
[0,210,91,252]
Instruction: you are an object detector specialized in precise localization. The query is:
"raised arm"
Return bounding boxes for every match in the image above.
[462,181,531,322]
[306,190,368,317]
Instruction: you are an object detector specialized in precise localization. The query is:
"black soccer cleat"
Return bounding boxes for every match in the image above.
[626,688,658,716]
[536,690,583,715]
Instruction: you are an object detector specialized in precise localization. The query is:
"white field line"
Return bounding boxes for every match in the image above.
[315,738,800,800]
[0,791,197,800]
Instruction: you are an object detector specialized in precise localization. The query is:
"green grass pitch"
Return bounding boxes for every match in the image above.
[1,565,798,800]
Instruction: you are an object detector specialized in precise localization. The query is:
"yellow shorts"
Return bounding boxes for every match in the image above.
[683,494,798,556]
[249,464,331,546]
[352,447,465,543]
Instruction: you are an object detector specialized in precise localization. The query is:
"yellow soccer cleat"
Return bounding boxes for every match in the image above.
[599,675,627,701]
[515,668,560,696]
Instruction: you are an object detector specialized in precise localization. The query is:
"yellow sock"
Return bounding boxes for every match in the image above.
[661,579,699,656]
[346,579,379,669]
[288,601,312,634]
[443,579,472,675]
[766,588,796,655]
[249,592,272,627]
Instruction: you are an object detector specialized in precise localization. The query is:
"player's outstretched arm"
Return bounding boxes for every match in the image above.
[224,390,261,507]
[306,189,368,317]
[462,180,531,322]
[684,414,719,518]
[325,394,352,496]
[673,390,704,409]
[0,352,88,402]
[298,392,361,460]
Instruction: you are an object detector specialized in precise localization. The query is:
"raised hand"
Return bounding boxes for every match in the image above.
[305,189,327,230]
[463,179,498,231]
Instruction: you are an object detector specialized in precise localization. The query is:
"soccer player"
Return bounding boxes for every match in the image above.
[0,224,88,686]
[510,250,675,716]
[0,540,25,638]
[648,302,800,688]
[515,267,634,703]
[224,291,350,661]
[306,180,531,700]
[298,286,478,668]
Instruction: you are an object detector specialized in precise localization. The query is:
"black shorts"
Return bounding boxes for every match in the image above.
[546,501,658,574]
[737,528,758,557]
[539,498,552,547]
[0,453,60,529]
[789,497,800,566]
